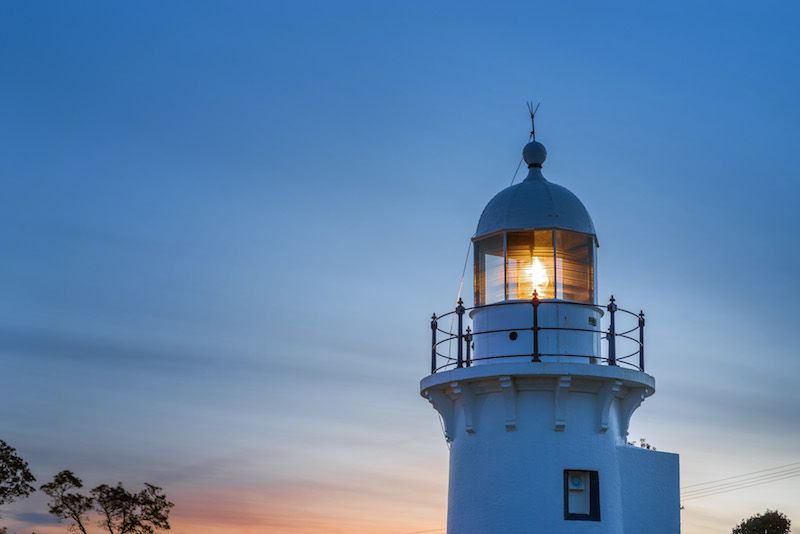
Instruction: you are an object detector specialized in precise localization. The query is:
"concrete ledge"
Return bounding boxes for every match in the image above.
[420,361,655,396]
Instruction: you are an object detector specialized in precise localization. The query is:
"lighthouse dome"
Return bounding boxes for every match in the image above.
[475,141,596,239]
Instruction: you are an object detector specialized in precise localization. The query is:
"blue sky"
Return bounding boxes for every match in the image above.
[1,1,799,533]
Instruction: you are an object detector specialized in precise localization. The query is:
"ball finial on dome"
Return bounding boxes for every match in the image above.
[523,141,547,168]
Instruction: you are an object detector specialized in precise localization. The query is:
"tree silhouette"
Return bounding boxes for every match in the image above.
[41,471,173,534]
[40,471,93,534]
[0,440,36,534]
[0,440,36,507]
[732,509,791,534]
[92,482,172,534]
[0,439,36,530]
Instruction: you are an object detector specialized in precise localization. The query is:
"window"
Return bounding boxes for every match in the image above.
[556,231,594,303]
[473,230,596,306]
[564,470,600,521]
[474,233,504,306]
[507,231,555,300]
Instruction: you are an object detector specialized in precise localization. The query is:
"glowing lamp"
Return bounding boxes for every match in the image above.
[474,229,595,305]
[521,256,550,297]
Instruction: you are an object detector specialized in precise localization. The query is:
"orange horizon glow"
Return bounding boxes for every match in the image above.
[4,480,448,534]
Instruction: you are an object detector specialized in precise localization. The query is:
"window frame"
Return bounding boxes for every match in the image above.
[472,228,597,306]
[563,470,600,521]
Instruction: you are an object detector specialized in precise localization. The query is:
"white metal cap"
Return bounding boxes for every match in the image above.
[475,141,596,239]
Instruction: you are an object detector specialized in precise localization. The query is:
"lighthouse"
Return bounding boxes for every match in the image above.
[422,133,680,533]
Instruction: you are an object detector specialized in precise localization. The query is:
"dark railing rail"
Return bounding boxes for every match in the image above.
[430,313,438,374]
[607,296,617,366]
[429,294,646,374]
[531,292,541,362]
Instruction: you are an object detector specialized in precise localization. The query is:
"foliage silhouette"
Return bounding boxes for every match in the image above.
[0,439,36,517]
[41,471,173,534]
[627,438,656,450]
[41,471,94,534]
[732,509,791,534]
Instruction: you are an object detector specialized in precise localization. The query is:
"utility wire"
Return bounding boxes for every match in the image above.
[681,470,800,501]
[681,465,800,495]
[509,132,532,187]
[446,239,473,359]
[681,466,800,497]
[456,240,473,305]
[680,462,800,501]
[681,461,800,489]
[509,154,525,186]
[682,471,800,499]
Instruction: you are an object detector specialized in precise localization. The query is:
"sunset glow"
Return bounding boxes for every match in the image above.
[1,2,798,533]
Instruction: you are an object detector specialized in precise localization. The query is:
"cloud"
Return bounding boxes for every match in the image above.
[9,512,60,525]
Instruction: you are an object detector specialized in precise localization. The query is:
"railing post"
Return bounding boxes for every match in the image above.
[456,298,465,368]
[638,310,645,372]
[431,313,438,374]
[607,295,617,366]
[465,326,472,367]
[531,290,541,362]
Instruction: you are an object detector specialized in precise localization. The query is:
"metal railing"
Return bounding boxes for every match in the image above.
[430,293,645,374]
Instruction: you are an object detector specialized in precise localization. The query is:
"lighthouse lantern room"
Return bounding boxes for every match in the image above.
[421,132,680,534]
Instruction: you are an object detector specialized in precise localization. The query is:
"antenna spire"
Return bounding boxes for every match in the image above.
[526,101,540,141]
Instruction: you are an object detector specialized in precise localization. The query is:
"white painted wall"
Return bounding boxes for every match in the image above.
[422,362,679,534]
[470,302,603,364]
[619,446,681,534]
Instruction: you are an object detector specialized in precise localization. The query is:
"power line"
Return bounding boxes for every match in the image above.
[446,239,473,360]
[509,154,525,186]
[681,461,800,490]
[681,466,800,497]
[680,461,800,501]
[682,470,800,501]
[682,473,800,500]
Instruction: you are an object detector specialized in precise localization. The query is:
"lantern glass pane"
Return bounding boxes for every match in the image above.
[507,230,555,300]
[556,231,595,303]
[474,234,505,306]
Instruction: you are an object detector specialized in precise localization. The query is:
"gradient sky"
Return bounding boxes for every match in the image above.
[1,2,799,533]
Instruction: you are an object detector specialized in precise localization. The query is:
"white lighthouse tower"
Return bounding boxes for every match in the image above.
[422,133,680,533]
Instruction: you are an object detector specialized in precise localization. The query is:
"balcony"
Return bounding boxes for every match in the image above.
[429,295,645,374]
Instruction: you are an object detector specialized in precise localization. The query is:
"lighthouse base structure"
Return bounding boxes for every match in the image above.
[421,362,680,534]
